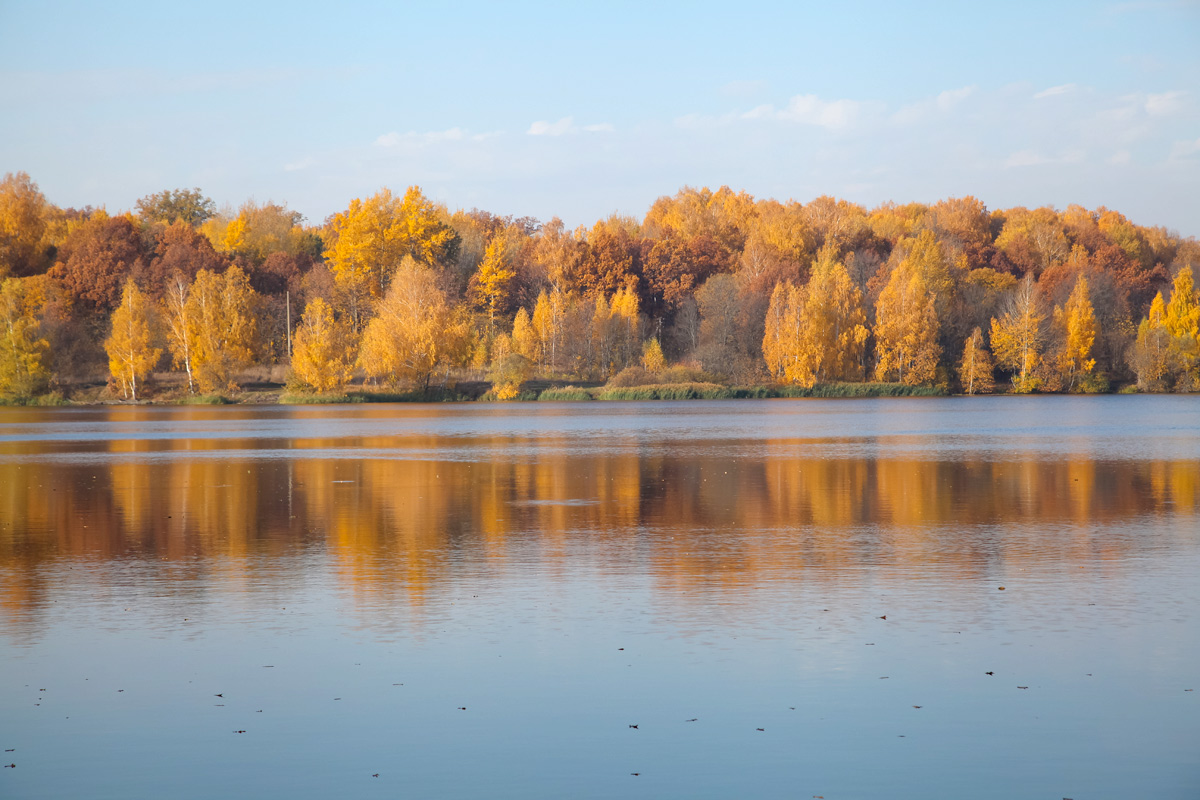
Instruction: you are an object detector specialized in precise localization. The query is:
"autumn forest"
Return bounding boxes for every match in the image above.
[1,172,1198,403]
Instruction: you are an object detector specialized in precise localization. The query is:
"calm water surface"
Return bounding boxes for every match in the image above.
[1,396,1198,799]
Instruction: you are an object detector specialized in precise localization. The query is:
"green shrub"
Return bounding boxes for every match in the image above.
[538,386,595,402]
[598,382,734,400]
[180,394,232,405]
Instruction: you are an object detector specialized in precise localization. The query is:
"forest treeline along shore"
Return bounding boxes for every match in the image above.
[1,172,1197,403]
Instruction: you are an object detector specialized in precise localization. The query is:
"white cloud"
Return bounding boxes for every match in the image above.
[1145,90,1186,115]
[526,117,613,136]
[937,85,976,110]
[1034,83,1077,99]
[1169,136,1200,159]
[891,85,976,125]
[742,94,863,129]
[1107,149,1132,165]
[375,127,469,147]
[527,117,575,136]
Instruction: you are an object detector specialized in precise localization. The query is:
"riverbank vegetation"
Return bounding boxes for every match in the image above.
[1,173,1197,404]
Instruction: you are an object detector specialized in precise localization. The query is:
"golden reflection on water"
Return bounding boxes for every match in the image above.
[2,419,1198,631]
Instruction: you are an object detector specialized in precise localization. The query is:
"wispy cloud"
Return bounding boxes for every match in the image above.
[741,94,865,129]
[526,117,614,136]
[375,128,501,147]
[891,85,976,125]
[1034,83,1077,99]
[1169,136,1200,160]
[1145,90,1186,115]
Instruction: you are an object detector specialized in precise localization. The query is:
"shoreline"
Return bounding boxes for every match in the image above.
[1,380,1161,408]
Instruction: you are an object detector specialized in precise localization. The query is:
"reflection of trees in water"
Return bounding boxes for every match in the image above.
[0,438,1197,628]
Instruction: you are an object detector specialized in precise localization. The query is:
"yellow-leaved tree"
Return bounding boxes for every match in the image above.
[1130,292,1173,391]
[472,230,516,333]
[1051,274,1098,392]
[764,245,869,387]
[874,261,940,385]
[511,307,540,364]
[590,286,640,378]
[162,272,196,393]
[1164,265,1199,384]
[958,327,995,395]
[290,297,357,393]
[184,266,259,394]
[990,274,1044,393]
[0,277,50,398]
[530,290,561,371]
[358,256,471,391]
[105,279,161,401]
[642,337,666,373]
[324,187,459,309]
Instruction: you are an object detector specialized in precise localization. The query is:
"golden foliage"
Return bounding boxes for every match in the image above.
[185,266,259,394]
[105,279,161,401]
[874,254,940,385]
[762,245,868,386]
[1133,292,1175,390]
[0,277,50,397]
[291,297,356,393]
[642,337,667,372]
[1051,274,1098,391]
[990,274,1045,393]
[324,187,457,300]
[511,307,540,363]
[958,327,995,395]
[358,257,470,389]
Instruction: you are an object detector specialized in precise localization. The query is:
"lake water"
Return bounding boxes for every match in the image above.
[1,397,1198,799]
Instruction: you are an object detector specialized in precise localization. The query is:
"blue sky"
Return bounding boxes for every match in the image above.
[2,0,1198,234]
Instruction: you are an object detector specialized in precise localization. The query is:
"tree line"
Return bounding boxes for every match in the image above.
[1,172,1197,401]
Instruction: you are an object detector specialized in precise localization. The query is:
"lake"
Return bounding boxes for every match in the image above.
[1,396,1198,799]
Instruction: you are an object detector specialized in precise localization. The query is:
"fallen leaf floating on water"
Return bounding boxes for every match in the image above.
[631,773,640,777]
[4,764,14,769]
[686,718,698,722]
[756,728,765,732]
[234,730,245,734]
[1018,686,1029,690]
[372,774,379,778]
[998,586,1006,591]
[986,672,994,676]
[912,705,922,709]
[878,615,887,620]
[457,707,466,711]
[628,724,638,729]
